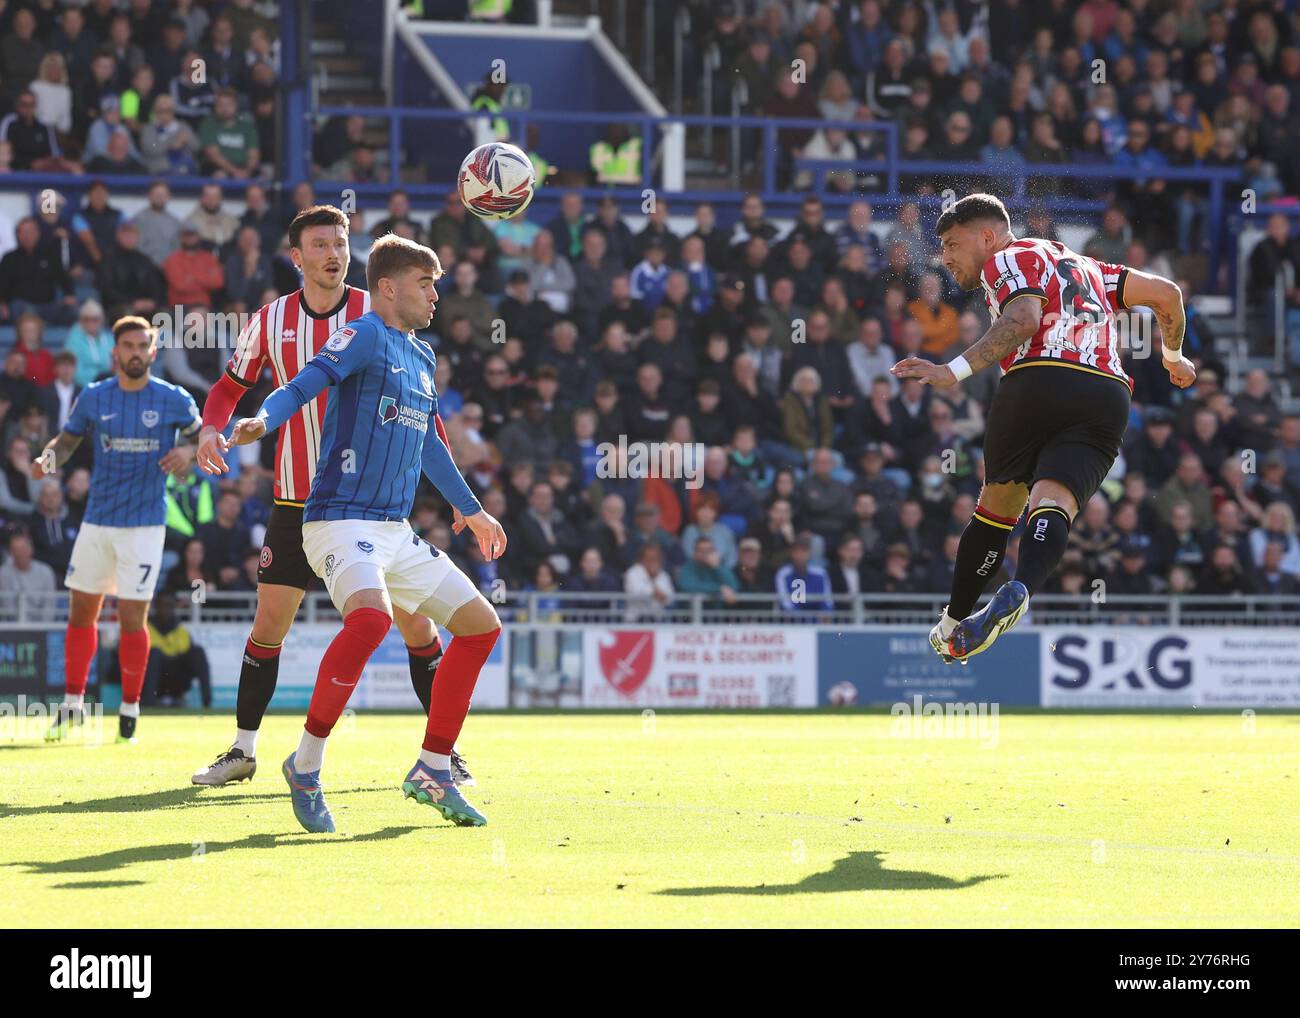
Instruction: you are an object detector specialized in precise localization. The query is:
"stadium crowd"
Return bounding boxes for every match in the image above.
[0,0,1297,620]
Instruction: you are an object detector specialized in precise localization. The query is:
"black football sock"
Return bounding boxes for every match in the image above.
[946,504,1017,621]
[1015,505,1072,596]
[235,638,282,733]
[408,638,444,714]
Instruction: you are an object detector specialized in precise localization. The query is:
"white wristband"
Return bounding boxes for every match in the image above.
[1161,345,1182,363]
[948,355,973,381]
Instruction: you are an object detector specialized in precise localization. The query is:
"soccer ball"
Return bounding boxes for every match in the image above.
[457,142,536,220]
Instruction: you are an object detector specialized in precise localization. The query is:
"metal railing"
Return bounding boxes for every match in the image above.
[1,590,1295,628]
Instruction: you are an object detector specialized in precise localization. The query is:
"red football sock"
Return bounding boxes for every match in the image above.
[422,627,500,755]
[304,607,392,738]
[119,628,151,706]
[64,624,98,696]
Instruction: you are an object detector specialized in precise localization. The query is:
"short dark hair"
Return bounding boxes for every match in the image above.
[935,193,1011,237]
[288,204,348,249]
[365,233,441,292]
[112,315,154,343]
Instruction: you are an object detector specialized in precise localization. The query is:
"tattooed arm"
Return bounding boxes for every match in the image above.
[890,294,1042,389]
[30,431,83,479]
[1119,268,1196,389]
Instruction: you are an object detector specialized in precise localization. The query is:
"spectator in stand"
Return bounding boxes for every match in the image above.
[26,475,77,578]
[37,352,82,436]
[132,180,184,265]
[185,182,239,250]
[140,92,200,174]
[780,366,834,456]
[624,542,675,621]
[195,491,252,590]
[0,529,58,622]
[524,230,576,316]
[0,435,37,516]
[13,315,54,388]
[0,218,78,326]
[908,271,960,356]
[65,301,114,387]
[1249,502,1300,578]
[197,86,261,178]
[776,534,834,614]
[1125,407,1180,487]
[170,50,216,126]
[222,225,273,312]
[1156,452,1214,529]
[676,536,740,608]
[162,225,224,307]
[1106,534,1158,596]
[98,220,166,321]
[87,125,147,175]
[1199,544,1255,599]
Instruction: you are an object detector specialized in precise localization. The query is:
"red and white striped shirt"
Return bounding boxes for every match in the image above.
[225,286,370,503]
[979,238,1132,389]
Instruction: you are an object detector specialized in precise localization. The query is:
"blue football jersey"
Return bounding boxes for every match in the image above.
[306,311,448,523]
[63,377,201,527]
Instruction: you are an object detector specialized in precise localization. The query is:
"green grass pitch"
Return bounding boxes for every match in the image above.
[2,711,1297,928]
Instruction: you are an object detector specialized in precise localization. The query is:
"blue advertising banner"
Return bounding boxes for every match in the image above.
[817,629,1040,706]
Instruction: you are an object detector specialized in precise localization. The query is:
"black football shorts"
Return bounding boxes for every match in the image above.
[981,362,1131,510]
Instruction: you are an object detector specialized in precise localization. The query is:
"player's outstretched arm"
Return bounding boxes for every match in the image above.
[421,431,507,561]
[434,412,467,535]
[230,362,333,448]
[1119,268,1196,389]
[30,431,82,479]
[891,294,1042,387]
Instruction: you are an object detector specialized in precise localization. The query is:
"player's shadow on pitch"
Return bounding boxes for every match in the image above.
[4,826,423,877]
[657,851,1005,896]
[0,784,385,817]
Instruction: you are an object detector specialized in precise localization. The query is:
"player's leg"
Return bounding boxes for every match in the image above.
[1013,480,1081,595]
[952,373,1130,660]
[283,519,404,832]
[931,376,1037,662]
[192,582,303,785]
[115,598,151,743]
[392,607,442,713]
[195,505,314,785]
[282,581,392,834]
[110,525,166,742]
[46,588,104,741]
[393,538,500,826]
[392,606,474,785]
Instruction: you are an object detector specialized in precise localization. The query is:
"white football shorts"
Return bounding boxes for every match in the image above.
[301,518,479,624]
[65,523,165,599]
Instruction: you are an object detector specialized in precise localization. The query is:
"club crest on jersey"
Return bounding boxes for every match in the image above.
[325,327,356,352]
[357,540,374,554]
[420,371,433,396]
[378,395,399,425]
[141,409,159,428]
[260,546,272,569]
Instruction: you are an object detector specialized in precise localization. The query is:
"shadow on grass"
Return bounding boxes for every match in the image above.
[52,879,148,890]
[657,851,1006,896]
[5,825,424,877]
[0,785,389,817]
